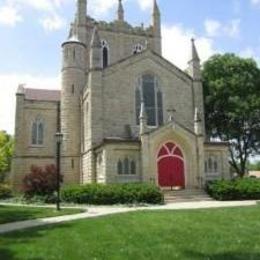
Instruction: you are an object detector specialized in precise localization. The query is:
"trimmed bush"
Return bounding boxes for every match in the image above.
[23,164,62,198]
[0,184,12,199]
[61,183,164,205]
[206,178,260,201]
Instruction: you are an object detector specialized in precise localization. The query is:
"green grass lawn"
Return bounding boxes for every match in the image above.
[0,205,83,224]
[1,206,260,260]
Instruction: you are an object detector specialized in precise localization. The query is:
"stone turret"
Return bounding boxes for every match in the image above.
[76,0,87,43]
[152,0,162,55]
[89,26,102,70]
[61,35,86,183]
[117,0,124,22]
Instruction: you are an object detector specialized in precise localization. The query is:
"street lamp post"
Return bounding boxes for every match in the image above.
[55,132,63,211]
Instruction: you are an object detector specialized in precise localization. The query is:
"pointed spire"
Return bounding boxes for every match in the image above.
[90,26,102,69]
[139,99,147,135]
[152,0,161,54]
[190,38,200,62]
[117,0,124,22]
[153,0,160,15]
[76,0,87,25]
[90,26,101,48]
[188,38,201,80]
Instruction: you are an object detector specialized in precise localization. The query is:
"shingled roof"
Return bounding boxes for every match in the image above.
[19,87,61,102]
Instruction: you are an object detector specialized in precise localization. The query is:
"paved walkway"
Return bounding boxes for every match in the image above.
[0,200,258,234]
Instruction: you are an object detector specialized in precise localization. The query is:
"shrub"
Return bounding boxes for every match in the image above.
[0,184,12,199]
[23,164,62,198]
[61,183,164,205]
[206,178,260,201]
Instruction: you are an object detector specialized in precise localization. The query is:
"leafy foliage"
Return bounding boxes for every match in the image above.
[61,183,164,205]
[0,184,12,199]
[202,54,260,176]
[248,161,260,171]
[23,164,62,198]
[206,179,260,200]
[0,131,14,183]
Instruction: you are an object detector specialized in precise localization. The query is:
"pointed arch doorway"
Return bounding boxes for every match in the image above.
[157,142,185,188]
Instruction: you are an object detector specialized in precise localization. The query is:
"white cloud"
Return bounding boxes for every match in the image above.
[240,47,260,66]
[226,19,240,38]
[0,5,23,27]
[13,0,62,12]
[40,14,65,32]
[136,0,153,11]
[0,74,60,134]
[204,18,240,38]
[0,0,68,30]
[240,47,255,58]
[162,24,216,70]
[204,19,221,37]
[88,0,118,17]
[251,0,260,7]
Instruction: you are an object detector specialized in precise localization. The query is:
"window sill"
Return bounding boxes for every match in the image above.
[29,145,45,148]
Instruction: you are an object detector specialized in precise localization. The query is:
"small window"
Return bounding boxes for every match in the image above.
[31,118,44,146]
[71,159,74,169]
[101,40,109,68]
[206,156,219,174]
[71,84,75,94]
[124,158,129,175]
[133,43,143,54]
[73,48,76,60]
[208,157,213,171]
[117,160,123,175]
[131,161,136,175]
[214,160,218,172]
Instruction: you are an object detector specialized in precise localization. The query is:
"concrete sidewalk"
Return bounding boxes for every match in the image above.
[0,200,258,234]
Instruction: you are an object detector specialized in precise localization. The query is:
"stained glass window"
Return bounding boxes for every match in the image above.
[31,118,44,145]
[136,74,164,126]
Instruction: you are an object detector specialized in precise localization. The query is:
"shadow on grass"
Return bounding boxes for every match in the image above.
[0,222,73,260]
[184,250,260,260]
[0,206,44,224]
[0,205,81,225]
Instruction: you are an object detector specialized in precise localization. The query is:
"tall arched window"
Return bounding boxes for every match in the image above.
[124,158,129,175]
[117,160,123,175]
[130,161,136,175]
[101,40,109,68]
[136,74,164,126]
[31,118,44,145]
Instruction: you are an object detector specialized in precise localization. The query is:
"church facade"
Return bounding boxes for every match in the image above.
[11,0,230,190]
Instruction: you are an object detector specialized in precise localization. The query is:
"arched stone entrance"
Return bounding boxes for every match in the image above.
[157,142,185,188]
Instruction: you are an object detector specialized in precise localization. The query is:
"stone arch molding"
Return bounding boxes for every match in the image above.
[145,122,198,188]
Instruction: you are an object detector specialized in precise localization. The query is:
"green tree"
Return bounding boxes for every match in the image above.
[202,54,260,177]
[0,131,14,183]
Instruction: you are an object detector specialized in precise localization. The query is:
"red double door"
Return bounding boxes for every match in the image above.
[157,142,185,188]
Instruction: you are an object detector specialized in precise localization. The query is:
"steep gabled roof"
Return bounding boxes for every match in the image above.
[23,88,60,102]
[104,49,193,83]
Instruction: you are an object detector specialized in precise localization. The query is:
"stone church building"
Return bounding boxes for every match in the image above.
[11,0,230,190]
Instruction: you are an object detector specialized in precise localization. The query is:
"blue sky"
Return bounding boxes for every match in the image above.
[0,0,260,135]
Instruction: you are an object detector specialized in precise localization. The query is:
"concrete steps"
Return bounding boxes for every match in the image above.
[162,189,213,203]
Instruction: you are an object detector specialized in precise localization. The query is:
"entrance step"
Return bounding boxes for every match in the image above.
[162,189,213,203]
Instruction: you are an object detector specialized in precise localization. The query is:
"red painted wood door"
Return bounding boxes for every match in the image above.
[157,142,185,188]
